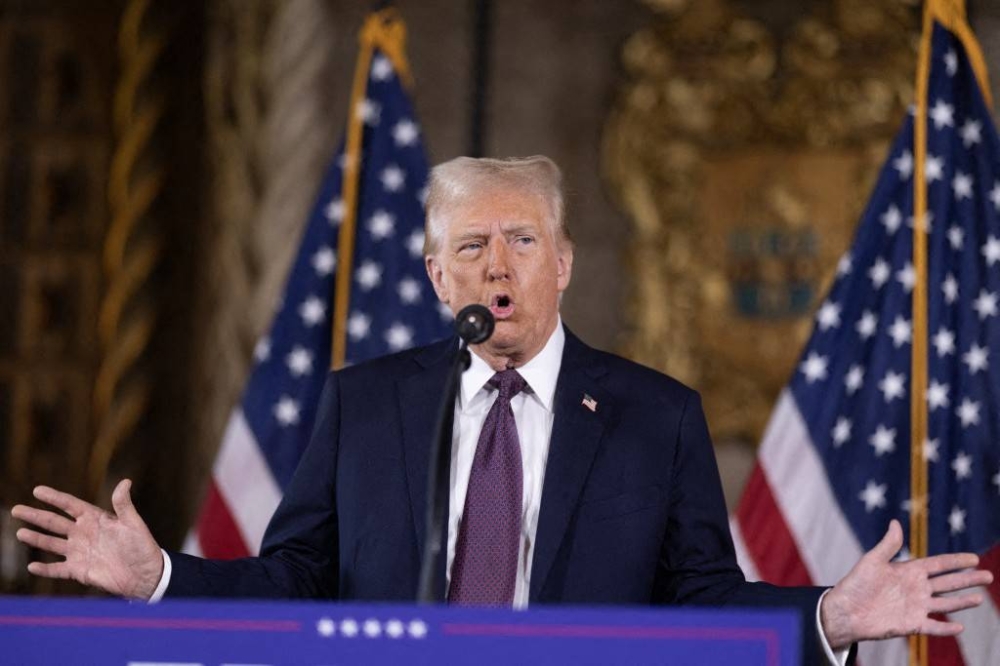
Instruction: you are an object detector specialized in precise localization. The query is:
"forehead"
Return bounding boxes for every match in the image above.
[442,184,552,235]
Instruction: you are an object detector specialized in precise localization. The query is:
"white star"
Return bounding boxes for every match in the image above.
[800,352,829,383]
[888,316,911,348]
[845,365,865,394]
[927,380,950,411]
[880,205,903,234]
[286,346,314,377]
[933,327,955,357]
[956,398,981,428]
[312,246,336,276]
[367,210,396,240]
[363,618,382,638]
[832,417,852,447]
[878,370,906,403]
[959,119,982,147]
[894,546,912,562]
[963,343,989,374]
[856,311,878,339]
[274,396,300,426]
[355,260,383,290]
[340,618,359,638]
[923,438,940,463]
[355,98,381,125]
[418,185,429,207]
[945,49,958,76]
[385,322,414,351]
[942,273,959,304]
[437,301,454,321]
[299,296,326,327]
[324,198,345,225]
[398,277,422,304]
[892,150,913,179]
[992,182,1000,210]
[947,224,964,250]
[393,119,420,147]
[317,617,336,637]
[347,311,371,340]
[907,211,933,233]
[869,425,897,456]
[952,171,973,200]
[408,620,428,639]
[370,55,394,80]
[929,99,955,130]
[951,451,973,480]
[982,236,1000,266]
[925,154,944,183]
[380,165,406,192]
[837,253,853,276]
[973,289,998,320]
[896,263,915,293]
[385,619,405,638]
[254,337,271,362]
[993,469,1000,494]
[948,505,966,535]
[869,259,891,288]
[859,480,888,512]
[406,229,425,258]
[816,301,841,330]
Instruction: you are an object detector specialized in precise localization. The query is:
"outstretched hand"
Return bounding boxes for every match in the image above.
[820,519,994,650]
[11,479,164,600]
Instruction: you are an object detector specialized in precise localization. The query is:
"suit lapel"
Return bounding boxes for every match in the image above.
[530,330,614,601]
[397,337,456,596]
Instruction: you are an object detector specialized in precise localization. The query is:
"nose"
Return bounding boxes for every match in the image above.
[487,239,510,280]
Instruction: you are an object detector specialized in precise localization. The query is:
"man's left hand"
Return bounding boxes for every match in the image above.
[820,519,994,650]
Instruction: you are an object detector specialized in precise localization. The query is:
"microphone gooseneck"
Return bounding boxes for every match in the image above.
[455,304,495,345]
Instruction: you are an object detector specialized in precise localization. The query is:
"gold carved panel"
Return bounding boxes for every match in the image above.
[604,0,917,442]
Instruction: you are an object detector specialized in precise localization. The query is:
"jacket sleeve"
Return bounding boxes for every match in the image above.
[165,372,342,599]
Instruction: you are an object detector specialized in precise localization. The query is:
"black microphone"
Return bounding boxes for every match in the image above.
[455,304,494,344]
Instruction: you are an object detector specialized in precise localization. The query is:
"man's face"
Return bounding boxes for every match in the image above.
[425,185,573,366]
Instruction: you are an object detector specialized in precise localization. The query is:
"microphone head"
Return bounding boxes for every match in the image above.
[455,304,495,344]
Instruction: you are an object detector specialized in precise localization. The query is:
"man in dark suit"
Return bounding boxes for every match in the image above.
[12,156,992,665]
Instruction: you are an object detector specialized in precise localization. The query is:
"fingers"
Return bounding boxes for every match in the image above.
[929,593,984,616]
[111,479,137,522]
[918,617,965,637]
[869,518,904,562]
[32,486,94,520]
[930,568,994,595]
[26,561,74,581]
[922,552,981,576]
[15,528,69,557]
[10,505,75,536]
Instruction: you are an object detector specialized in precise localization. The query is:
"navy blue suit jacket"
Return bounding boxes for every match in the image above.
[169,327,834,661]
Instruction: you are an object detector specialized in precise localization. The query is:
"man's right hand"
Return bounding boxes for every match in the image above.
[11,479,164,600]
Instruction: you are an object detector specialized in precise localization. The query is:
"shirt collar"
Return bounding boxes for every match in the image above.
[460,317,565,412]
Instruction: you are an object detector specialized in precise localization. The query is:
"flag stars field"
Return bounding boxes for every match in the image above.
[844,365,864,394]
[888,316,912,347]
[981,235,1000,265]
[367,210,396,239]
[951,451,973,481]
[962,343,989,374]
[312,247,336,276]
[925,153,945,182]
[947,224,964,250]
[973,289,998,319]
[380,165,406,192]
[868,258,891,288]
[952,171,973,199]
[347,311,372,341]
[816,301,841,330]
[959,119,982,146]
[286,347,314,377]
[859,480,888,512]
[956,398,981,428]
[869,424,897,456]
[923,438,941,463]
[942,273,959,303]
[397,277,422,304]
[893,150,913,179]
[929,98,955,129]
[881,205,903,233]
[274,396,301,427]
[392,119,419,147]
[949,506,967,535]
[856,311,878,339]
[299,296,326,327]
[800,352,829,383]
[384,322,414,351]
[878,370,906,403]
[355,260,383,290]
[832,417,852,447]
[927,380,950,411]
[405,230,424,258]
[325,198,345,225]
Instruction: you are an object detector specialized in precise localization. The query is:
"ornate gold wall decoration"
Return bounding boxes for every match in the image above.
[603,0,917,443]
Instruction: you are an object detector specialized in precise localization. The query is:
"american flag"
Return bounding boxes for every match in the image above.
[732,19,1000,666]
[183,44,453,560]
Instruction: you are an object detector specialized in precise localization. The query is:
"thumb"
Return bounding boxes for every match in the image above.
[111,479,138,521]
[869,518,903,562]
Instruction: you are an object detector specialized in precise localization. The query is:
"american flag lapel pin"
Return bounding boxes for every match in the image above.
[582,393,597,412]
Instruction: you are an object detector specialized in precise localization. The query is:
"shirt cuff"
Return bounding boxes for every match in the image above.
[147,549,172,603]
[816,588,850,666]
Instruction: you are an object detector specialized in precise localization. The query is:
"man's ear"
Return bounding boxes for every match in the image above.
[556,244,573,293]
[425,255,450,304]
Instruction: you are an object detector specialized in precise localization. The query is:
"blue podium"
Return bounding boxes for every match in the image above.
[0,596,800,665]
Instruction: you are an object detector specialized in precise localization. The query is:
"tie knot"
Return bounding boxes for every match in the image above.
[489,369,527,401]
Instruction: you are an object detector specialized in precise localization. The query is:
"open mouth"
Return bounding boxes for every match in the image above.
[490,294,515,319]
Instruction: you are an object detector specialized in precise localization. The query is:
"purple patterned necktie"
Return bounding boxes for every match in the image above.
[448,369,527,605]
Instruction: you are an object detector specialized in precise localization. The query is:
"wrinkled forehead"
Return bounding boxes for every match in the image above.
[438,182,556,236]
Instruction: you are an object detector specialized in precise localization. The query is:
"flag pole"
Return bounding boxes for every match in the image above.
[331,9,415,369]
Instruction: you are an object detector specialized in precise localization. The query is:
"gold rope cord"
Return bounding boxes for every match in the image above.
[89,0,170,498]
[330,9,413,369]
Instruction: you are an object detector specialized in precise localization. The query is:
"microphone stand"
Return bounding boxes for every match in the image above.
[417,340,470,603]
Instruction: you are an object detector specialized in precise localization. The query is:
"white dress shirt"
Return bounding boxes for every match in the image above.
[446,319,564,608]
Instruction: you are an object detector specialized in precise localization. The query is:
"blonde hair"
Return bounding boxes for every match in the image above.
[423,155,571,255]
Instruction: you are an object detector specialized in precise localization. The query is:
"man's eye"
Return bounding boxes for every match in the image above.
[515,236,534,245]
[461,242,482,251]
